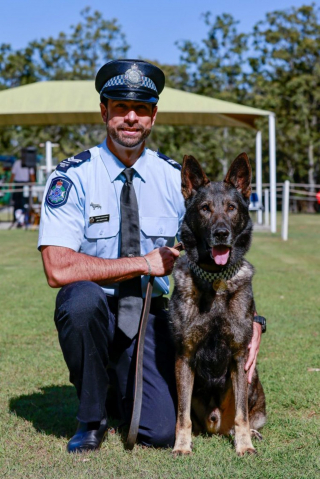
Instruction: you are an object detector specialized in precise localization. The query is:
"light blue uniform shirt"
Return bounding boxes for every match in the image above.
[38,140,185,297]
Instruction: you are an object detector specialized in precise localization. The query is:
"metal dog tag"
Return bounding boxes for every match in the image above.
[212,279,228,292]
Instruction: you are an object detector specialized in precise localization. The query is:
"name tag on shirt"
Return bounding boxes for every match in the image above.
[89,214,110,224]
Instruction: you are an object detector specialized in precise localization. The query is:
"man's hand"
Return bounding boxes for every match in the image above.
[245,321,262,384]
[144,246,180,277]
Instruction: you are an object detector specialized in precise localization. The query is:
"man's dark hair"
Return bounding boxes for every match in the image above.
[101,98,108,108]
[101,98,157,112]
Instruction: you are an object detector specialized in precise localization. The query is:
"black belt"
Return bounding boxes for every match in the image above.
[126,276,155,450]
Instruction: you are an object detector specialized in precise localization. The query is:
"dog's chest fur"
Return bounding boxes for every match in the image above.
[170,255,255,359]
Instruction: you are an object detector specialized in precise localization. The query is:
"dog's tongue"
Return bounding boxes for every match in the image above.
[212,246,230,266]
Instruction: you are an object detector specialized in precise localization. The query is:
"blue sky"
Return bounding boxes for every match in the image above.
[0,0,310,64]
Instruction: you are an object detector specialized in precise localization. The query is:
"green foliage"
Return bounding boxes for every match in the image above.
[148,124,257,182]
[177,12,248,102]
[0,216,320,477]
[1,5,320,185]
[0,8,129,159]
[153,4,320,185]
[248,4,320,185]
[0,7,129,87]
[149,13,256,181]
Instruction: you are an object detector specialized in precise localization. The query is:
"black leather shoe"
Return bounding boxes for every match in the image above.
[67,418,108,453]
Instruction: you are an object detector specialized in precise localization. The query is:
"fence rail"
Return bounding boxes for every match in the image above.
[1,182,319,238]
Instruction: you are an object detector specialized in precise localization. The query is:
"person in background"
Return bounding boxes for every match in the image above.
[9,155,35,226]
[316,190,320,213]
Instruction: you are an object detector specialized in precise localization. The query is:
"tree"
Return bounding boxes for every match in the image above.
[177,12,248,102]
[149,13,257,181]
[0,8,129,159]
[248,3,320,188]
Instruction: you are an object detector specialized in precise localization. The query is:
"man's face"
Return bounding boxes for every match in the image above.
[100,99,158,148]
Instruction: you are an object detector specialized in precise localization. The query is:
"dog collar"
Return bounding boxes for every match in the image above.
[186,257,242,290]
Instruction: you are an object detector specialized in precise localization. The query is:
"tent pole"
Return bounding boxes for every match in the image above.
[255,131,263,225]
[269,114,277,233]
[281,180,290,241]
[45,141,52,178]
[264,188,269,226]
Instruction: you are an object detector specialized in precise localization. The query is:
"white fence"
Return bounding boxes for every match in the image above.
[0,182,45,201]
[252,182,320,241]
[1,182,319,239]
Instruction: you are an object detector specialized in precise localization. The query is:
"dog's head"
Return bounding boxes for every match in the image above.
[180,153,253,267]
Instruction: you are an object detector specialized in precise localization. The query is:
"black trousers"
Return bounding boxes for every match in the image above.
[12,186,26,221]
[54,281,177,447]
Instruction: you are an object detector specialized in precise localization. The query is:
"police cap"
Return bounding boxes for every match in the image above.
[95,59,165,105]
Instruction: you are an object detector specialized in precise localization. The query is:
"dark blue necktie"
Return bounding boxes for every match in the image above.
[117,168,143,339]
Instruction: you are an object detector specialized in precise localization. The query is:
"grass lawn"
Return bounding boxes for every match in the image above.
[0,214,319,478]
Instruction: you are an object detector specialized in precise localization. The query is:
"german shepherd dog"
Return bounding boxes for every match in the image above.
[169,153,266,456]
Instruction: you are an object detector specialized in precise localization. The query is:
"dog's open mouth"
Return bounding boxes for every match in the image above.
[211,246,231,266]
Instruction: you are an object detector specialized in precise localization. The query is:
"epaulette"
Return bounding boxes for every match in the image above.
[157,150,182,171]
[56,150,91,172]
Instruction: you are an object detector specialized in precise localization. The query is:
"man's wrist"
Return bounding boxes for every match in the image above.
[253,315,266,333]
[142,256,152,275]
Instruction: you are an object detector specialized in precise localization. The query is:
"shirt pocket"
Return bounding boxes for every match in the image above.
[84,216,120,258]
[140,216,178,249]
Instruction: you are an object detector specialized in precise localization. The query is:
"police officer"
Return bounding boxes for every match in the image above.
[38,59,185,452]
[38,59,263,453]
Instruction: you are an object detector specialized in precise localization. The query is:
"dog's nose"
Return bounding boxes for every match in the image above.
[213,228,230,242]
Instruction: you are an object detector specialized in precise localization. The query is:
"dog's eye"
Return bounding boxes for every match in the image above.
[201,204,209,212]
[228,204,236,211]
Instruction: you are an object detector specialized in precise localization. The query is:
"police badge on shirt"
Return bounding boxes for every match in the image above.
[45,177,73,208]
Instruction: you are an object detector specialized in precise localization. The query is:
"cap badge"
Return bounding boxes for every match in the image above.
[124,64,143,88]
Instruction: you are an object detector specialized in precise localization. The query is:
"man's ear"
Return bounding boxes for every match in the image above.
[181,155,210,200]
[151,105,158,127]
[224,152,252,199]
[100,102,108,124]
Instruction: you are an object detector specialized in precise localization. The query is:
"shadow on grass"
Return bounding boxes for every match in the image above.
[9,385,78,438]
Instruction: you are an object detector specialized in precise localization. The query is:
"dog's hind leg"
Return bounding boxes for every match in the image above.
[250,429,263,441]
[173,355,195,456]
[231,357,256,456]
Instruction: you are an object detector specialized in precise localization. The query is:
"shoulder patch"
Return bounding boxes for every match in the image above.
[45,177,73,208]
[157,150,182,171]
[56,149,91,172]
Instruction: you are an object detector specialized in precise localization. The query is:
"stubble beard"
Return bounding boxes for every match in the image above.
[107,123,152,148]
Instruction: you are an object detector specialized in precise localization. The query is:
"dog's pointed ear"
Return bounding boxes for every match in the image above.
[181,155,210,200]
[224,152,252,199]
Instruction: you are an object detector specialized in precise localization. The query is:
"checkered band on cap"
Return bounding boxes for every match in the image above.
[187,258,242,282]
[100,74,157,93]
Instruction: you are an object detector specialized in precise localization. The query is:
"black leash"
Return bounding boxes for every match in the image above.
[126,275,154,450]
[125,243,184,450]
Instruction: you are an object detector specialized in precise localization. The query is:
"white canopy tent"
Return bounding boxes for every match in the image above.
[0,81,277,232]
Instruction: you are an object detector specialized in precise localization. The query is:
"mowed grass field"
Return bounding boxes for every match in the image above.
[0,215,319,479]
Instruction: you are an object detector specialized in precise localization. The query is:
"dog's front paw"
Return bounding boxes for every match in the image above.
[172,446,192,456]
[172,440,193,456]
[235,435,257,456]
[236,446,257,457]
